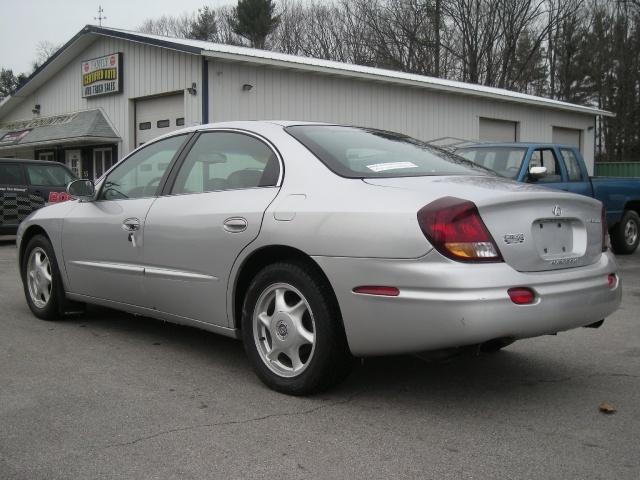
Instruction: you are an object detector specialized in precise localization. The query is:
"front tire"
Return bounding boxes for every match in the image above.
[611,210,640,255]
[241,262,352,395]
[22,235,66,320]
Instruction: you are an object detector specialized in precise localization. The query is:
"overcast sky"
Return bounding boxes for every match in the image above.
[0,0,234,74]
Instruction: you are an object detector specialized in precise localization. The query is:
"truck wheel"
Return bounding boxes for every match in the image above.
[241,261,352,395]
[611,210,640,255]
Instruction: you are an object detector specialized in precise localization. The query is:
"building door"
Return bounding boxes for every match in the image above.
[479,117,519,142]
[93,147,114,180]
[135,93,185,147]
[65,149,82,178]
[552,127,582,152]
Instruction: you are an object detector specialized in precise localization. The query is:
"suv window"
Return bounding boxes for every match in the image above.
[529,149,561,183]
[0,164,25,185]
[560,148,584,181]
[100,135,186,200]
[26,164,76,187]
[171,132,280,195]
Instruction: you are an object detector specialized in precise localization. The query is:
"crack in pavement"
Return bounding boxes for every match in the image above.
[91,391,361,450]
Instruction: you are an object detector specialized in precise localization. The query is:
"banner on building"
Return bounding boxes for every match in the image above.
[81,52,123,98]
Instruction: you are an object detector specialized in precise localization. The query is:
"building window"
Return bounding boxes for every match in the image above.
[139,122,151,130]
[37,151,55,161]
[93,147,115,181]
[176,117,185,126]
[157,119,170,128]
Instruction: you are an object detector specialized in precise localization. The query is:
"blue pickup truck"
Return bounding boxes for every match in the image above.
[457,143,640,254]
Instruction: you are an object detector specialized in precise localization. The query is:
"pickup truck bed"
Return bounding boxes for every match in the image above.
[457,143,640,254]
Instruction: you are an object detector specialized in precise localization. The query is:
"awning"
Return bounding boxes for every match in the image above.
[0,109,120,150]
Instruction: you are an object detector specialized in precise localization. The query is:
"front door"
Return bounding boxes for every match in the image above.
[143,131,281,326]
[65,149,82,178]
[62,135,188,306]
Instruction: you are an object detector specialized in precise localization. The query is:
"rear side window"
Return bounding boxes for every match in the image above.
[26,164,76,187]
[457,147,526,178]
[286,125,491,178]
[0,164,25,185]
[560,149,584,181]
[171,132,280,195]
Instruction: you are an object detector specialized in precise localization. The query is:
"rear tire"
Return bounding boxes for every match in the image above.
[241,261,352,395]
[22,235,67,320]
[611,210,640,255]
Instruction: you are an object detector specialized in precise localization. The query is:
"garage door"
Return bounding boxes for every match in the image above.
[135,93,185,147]
[479,117,519,142]
[552,127,581,152]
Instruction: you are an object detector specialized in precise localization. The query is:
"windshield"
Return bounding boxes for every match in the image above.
[286,125,493,178]
[457,147,527,179]
[25,164,76,187]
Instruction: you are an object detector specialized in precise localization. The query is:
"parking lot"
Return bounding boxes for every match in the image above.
[0,237,638,480]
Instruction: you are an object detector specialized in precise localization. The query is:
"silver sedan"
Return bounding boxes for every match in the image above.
[17,121,622,394]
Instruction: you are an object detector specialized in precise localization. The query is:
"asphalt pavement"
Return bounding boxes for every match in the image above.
[0,236,638,479]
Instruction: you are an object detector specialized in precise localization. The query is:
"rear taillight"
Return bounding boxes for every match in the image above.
[601,206,609,252]
[417,197,503,262]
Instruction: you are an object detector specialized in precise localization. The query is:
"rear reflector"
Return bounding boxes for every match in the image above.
[607,274,617,289]
[353,286,400,296]
[508,287,535,305]
[417,197,502,262]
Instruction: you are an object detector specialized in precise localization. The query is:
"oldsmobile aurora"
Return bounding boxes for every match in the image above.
[17,121,622,394]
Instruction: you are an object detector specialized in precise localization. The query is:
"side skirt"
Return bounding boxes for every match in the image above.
[66,292,241,340]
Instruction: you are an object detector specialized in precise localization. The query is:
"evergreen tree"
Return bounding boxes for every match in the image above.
[189,6,218,42]
[231,0,280,49]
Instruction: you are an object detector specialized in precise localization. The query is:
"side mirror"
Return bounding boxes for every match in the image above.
[528,166,547,179]
[67,179,95,201]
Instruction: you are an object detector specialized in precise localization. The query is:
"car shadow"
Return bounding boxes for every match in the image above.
[67,304,588,409]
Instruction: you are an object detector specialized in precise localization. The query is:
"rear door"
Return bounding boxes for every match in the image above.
[0,162,34,231]
[142,130,281,326]
[62,135,189,306]
[555,147,592,197]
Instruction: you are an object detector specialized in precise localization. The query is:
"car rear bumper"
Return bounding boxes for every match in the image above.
[313,251,622,356]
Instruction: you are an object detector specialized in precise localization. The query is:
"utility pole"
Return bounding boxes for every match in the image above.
[94,5,106,26]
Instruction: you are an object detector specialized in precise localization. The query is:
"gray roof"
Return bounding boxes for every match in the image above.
[0,109,119,148]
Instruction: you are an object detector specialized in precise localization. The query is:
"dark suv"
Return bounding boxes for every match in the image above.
[0,158,77,234]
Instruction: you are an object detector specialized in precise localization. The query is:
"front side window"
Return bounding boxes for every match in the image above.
[560,148,584,182]
[171,132,280,195]
[457,147,526,178]
[529,149,561,183]
[26,164,76,186]
[286,125,491,178]
[0,164,25,185]
[99,135,186,200]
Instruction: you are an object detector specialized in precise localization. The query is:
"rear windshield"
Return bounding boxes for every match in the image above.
[457,147,526,179]
[286,125,492,178]
[25,164,76,187]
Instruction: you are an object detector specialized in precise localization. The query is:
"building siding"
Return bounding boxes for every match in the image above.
[208,60,596,173]
[2,37,202,157]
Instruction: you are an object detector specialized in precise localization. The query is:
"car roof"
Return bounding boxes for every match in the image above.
[0,157,66,166]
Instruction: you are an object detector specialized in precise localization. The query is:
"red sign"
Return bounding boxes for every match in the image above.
[48,191,71,203]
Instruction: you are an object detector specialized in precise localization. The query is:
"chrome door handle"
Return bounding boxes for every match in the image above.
[223,217,248,233]
[122,218,141,232]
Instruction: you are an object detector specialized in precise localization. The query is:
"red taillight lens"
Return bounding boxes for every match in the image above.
[607,274,617,289]
[417,197,503,262]
[352,286,400,296]
[508,287,535,305]
[601,206,609,252]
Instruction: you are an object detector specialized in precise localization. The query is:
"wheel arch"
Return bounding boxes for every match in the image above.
[18,225,52,277]
[231,244,343,332]
[623,201,640,218]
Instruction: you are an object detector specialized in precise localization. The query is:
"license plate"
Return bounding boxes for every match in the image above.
[532,219,574,257]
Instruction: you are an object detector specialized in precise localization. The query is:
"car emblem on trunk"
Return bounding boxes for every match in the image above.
[552,205,562,216]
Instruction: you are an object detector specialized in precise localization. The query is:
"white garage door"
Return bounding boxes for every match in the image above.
[552,127,582,152]
[135,93,185,147]
[479,117,519,142]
